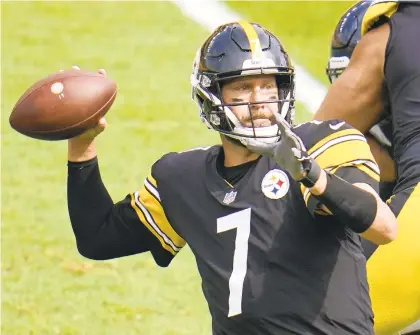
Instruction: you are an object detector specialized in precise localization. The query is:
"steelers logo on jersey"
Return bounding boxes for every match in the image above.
[261,169,290,200]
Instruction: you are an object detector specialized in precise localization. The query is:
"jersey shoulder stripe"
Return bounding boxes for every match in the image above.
[130,146,219,255]
[294,120,380,214]
[129,175,186,255]
[293,120,356,151]
[294,120,378,173]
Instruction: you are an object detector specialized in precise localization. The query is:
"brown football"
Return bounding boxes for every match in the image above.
[9,69,117,140]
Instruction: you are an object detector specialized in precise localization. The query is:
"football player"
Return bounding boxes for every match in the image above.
[326,0,396,203]
[67,21,396,334]
[315,1,420,334]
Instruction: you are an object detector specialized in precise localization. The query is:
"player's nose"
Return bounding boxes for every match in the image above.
[250,100,267,114]
[250,87,264,104]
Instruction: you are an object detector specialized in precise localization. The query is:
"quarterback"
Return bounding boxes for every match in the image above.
[67,21,396,334]
[316,1,420,334]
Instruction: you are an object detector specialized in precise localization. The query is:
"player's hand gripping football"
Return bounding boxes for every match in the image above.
[67,65,108,162]
[246,114,320,185]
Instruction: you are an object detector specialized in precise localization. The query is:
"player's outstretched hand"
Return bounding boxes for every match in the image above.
[246,114,311,181]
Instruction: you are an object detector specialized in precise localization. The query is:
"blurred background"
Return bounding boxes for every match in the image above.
[1,1,356,334]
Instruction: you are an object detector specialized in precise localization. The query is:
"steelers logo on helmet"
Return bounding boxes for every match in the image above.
[261,169,290,200]
[190,21,295,145]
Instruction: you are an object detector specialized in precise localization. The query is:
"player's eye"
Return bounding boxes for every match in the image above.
[265,83,278,91]
[235,84,250,91]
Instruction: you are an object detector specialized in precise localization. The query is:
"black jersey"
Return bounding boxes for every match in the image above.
[126,120,378,335]
[362,1,420,194]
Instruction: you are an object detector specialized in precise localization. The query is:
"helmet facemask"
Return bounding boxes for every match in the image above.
[192,67,295,145]
[190,21,296,145]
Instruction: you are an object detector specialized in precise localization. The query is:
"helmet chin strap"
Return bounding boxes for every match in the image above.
[223,106,281,144]
[226,125,280,145]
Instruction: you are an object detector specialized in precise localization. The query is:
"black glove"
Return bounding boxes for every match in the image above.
[246,114,321,187]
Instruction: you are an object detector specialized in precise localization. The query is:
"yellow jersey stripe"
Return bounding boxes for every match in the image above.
[314,209,330,216]
[316,206,333,216]
[301,160,379,214]
[303,187,311,206]
[361,1,398,36]
[314,139,375,169]
[138,186,185,249]
[130,193,177,255]
[307,129,363,156]
[238,20,264,61]
[329,161,380,182]
[301,189,333,216]
[353,164,380,182]
[144,177,160,202]
[300,160,379,214]
[299,127,379,215]
[147,174,157,188]
[310,134,367,160]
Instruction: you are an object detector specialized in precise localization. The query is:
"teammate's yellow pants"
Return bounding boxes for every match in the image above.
[368,183,420,335]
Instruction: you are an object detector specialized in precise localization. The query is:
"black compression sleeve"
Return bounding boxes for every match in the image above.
[67,157,113,237]
[67,157,150,260]
[313,173,378,233]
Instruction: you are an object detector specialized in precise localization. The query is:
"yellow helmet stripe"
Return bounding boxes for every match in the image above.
[361,1,398,36]
[238,20,264,60]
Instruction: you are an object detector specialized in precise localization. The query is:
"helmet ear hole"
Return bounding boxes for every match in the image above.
[196,94,204,105]
[208,84,221,100]
[276,75,292,86]
[276,75,293,98]
[285,106,294,124]
[203,99,213,115]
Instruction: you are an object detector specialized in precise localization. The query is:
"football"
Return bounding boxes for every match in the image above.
[9,69,117,140]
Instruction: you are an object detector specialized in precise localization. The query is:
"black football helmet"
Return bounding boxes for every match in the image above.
[191,21,295,145]
[326,1,372,83]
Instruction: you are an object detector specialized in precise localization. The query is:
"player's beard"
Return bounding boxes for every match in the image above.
[239,111,275,128]
[221,108,277,147]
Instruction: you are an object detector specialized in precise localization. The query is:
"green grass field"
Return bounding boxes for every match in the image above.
[1,2,353,334]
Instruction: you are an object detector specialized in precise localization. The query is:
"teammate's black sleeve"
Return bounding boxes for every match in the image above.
[67,157,173,266]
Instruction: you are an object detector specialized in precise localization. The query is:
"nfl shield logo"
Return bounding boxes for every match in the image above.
[223,190,237,205]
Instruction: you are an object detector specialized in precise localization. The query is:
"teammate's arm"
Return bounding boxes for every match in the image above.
[315,23,396,180]
[314,23,389,133]
[317,22,397,183]
[365,133,396,182]
[314,24,395,182]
